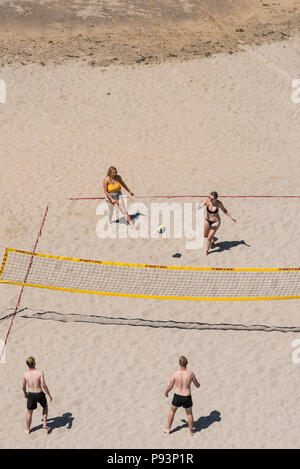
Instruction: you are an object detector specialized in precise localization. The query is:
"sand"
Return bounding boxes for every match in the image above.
[0,0,299,67]
[0,1,300,449]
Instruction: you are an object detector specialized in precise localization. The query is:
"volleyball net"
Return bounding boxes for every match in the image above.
[0,248,300,301]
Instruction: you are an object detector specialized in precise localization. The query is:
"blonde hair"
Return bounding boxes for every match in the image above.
[179,355,188,367]
[26,357,36,368]
[107,166,117,178]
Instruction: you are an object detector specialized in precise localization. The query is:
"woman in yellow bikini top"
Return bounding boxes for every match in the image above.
[103,166,135,229]
[107,180,122,194]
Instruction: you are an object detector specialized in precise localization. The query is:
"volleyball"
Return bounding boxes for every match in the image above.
[156,224,166,234]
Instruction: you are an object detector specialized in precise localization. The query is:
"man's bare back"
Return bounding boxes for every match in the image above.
[172,369,198,396]
[22,368,52,402]
[23,369,43,393]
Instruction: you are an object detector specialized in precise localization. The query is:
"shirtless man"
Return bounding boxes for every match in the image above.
[22,356,53,434]
[164,356,200,436]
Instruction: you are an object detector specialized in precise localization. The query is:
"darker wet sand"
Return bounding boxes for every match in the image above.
[0,0,299,68]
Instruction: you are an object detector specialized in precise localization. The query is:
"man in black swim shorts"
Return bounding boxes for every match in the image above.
[27,391,48,411]
[171,393,193,409]
[22,357,53,434]
[164,356,200,436]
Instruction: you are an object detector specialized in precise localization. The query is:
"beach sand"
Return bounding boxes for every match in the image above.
[0,1,300,449]
[0,0,299,67]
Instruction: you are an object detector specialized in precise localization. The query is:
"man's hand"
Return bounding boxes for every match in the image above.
[164,391,168,397]
[24,392,28,398]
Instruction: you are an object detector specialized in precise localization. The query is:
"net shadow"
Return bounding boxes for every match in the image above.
[20,310,300,333]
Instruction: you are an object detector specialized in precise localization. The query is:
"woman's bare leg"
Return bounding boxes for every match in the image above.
[204,219,210,239]
[106,201,114,224]
[117,198,135,230]
[204,222,220,255]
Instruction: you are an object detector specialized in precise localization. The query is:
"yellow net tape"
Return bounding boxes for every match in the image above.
[0,248,300,301]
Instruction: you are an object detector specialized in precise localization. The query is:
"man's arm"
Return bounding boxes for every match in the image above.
[192,373,200,388]
[41,372,52,402]
[164,375,175,397]
[22,374,27,398]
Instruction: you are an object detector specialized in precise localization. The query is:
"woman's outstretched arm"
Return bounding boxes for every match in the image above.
[219,202,236,222]
[119,176,134,196]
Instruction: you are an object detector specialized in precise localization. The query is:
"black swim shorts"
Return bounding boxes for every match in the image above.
[27,391,47,410]
[171,393,193,408]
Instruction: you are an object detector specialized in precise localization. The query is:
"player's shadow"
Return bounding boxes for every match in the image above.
[171,410,221,434]
[30,412,74,434]
[113,212,144,225]
[209,240,250,254]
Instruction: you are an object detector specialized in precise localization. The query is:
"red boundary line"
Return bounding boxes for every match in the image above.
[69,195,300,200]
[0,204,49,361]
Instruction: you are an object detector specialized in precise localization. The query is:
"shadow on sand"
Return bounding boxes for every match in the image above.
[30,412,74,434]
[209,240,250,254]
[113,212,143,225]
[20,310,300,334]
[171,410,221,434]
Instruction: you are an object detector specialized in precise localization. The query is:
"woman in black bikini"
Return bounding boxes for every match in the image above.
[199,191,236,255]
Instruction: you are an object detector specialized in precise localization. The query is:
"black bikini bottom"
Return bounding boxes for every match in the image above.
[205,218,220,226]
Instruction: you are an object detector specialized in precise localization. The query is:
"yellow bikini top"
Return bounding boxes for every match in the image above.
[107,180,121,193]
